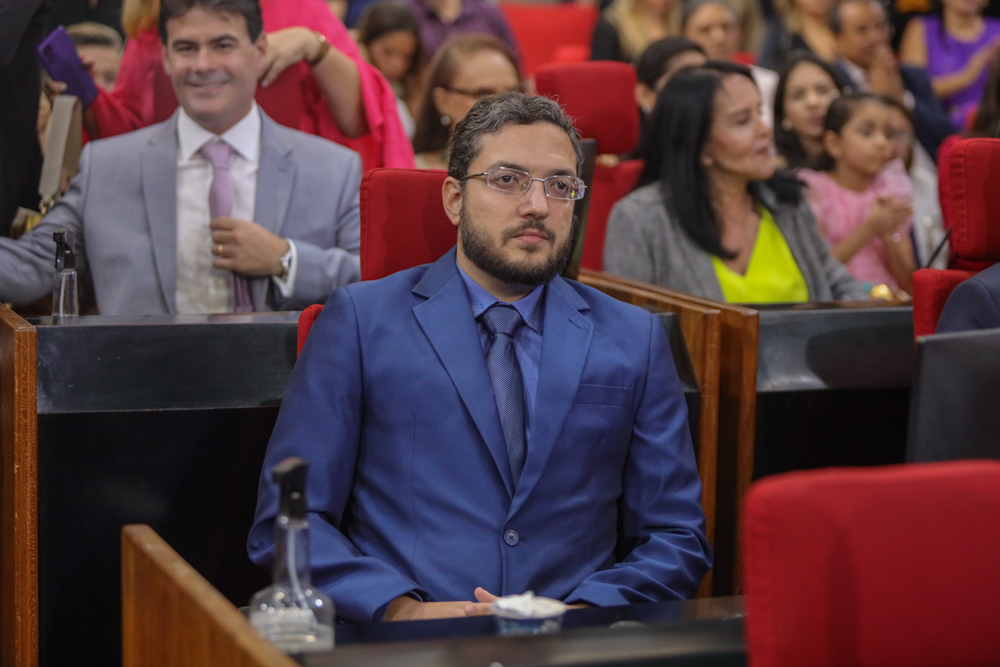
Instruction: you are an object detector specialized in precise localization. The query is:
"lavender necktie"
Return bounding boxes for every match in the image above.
[201,141,254,313]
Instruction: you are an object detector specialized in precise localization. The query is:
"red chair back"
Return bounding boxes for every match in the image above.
[360,169,455,281]
[911,268,976,337]
[535,61,642,271]
[297,303,324,356]
[500,3,598,77]
[743,461,1000,667]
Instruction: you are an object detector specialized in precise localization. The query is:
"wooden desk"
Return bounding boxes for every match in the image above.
[123,524,746,667]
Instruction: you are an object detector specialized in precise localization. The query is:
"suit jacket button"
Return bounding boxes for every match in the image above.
[504,530,519,546]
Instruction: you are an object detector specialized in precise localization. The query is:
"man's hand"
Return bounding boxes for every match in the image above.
[868,44,906,102]
[384,588,498,621]
[210,217,289,276]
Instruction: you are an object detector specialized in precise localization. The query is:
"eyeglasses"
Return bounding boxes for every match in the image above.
[462,166,587,201]
[444,85,524,99]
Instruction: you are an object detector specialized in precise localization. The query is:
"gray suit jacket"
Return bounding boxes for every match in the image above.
[0,110,362,314]
[603,183,867,302]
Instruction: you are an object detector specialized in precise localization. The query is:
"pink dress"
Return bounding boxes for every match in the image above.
[798,159,913,290]
[89,0,415,171]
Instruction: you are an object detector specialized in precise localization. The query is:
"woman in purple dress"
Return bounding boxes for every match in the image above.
[900,0,1000,129]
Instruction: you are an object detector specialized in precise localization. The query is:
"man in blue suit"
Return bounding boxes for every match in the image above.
[249,92,711,622]
[937,263,1000,332]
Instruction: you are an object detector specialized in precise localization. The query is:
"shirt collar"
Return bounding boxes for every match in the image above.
[177,102,261,163]
[457,261,545,334]
[838,58,869,90]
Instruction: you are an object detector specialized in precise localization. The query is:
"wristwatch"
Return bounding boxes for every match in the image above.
[277,244,293,278]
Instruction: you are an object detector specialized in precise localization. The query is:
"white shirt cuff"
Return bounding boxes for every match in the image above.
[270,239,297,299]
[903,91,915,111]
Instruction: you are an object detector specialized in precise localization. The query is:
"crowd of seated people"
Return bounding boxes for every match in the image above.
[6,0,1000,313]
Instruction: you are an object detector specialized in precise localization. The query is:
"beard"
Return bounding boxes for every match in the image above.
[459,200,576,287]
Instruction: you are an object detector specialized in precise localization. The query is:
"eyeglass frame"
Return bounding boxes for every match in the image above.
[460,165,587,201]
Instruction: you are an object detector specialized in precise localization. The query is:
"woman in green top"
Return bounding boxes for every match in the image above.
[604,61,866,303]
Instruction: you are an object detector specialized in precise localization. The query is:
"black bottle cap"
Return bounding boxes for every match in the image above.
[273,457,308,521]
[53,229,75,271]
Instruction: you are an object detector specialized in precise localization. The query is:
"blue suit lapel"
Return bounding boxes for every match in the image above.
[510,276,593,518]
[412,249,515,499]
[142,115,180,313]
[252,113,295,310]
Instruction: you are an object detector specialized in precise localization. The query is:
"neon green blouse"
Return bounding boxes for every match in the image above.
[711,208,809,304]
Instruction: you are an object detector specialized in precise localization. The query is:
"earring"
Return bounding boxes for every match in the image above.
[440,114,451,127]
[781,119,793,131]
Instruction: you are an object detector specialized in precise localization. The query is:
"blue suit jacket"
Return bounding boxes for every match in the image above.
[248,248,711,621]
[937,263,1000,333]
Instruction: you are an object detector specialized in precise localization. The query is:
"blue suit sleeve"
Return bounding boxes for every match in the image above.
[248,287,424,621]
[937,276,1000,333]
[565,313,712,605]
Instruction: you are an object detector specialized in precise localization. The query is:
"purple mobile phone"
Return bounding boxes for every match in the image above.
[37,26,99,107]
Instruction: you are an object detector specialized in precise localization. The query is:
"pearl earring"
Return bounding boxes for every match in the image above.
[781,119,793,131]
[440,114,451,127]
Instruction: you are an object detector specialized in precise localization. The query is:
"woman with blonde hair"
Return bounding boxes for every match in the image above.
[591,0,678,63]
[85,0,413,169]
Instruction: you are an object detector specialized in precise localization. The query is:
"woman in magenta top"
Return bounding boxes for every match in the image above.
[798,93,916,294]
[87,0,415,171]
[900,0,1000,129]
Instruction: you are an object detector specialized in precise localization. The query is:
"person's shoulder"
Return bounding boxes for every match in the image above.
[619,182,664,207]
[341,262,434,302]
[83,118,174,164]
[557,278,658,328]
[265,116,361,165]
[966,262,1000,294]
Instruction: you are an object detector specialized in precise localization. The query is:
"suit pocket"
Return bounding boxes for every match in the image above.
[573,383,632,406]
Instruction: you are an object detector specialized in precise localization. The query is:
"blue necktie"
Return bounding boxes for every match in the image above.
[480,304,527,491]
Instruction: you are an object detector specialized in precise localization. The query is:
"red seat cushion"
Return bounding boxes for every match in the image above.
[582,160,644,271]
[744,461,1000,667]
[360,169,455,281]
[500,3,598,77]
[912,268,976,338]
[535,61,639,156]
[937,135,960,234]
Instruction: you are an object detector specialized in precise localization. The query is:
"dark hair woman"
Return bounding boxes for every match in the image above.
[773,51,847,169]
[411,33,520,169]
[605,61,865,302]
[357,2,425,137]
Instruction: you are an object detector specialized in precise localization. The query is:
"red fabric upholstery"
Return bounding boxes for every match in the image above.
[360,168,455,281]
[535,61,640,155]
[937,134,960,234]
[744,461,1000,667]
[581,160,644,270]
[500,3,598,77]
[912,268,976,338]
[297,303,324,356]
[946,137,1000,264]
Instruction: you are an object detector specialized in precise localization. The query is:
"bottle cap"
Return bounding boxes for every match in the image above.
[273,457,308,521]
[53,229,75,271]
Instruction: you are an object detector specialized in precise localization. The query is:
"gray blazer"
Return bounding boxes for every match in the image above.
[603,183,867,302]
[0,110,362,315]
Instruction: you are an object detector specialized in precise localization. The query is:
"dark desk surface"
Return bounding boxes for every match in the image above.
[304,597,746,667]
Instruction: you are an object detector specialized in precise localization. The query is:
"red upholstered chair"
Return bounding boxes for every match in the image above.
[743,460,1000,667]
[360,168,454,281]
[297,169,453,355]
[499,3,598,77]
[535,61,643,271]
[913,137,1000,336]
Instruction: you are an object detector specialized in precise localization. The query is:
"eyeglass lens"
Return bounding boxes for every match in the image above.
[485,167,583,200]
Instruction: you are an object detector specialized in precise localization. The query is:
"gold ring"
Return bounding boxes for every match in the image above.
[215,243,224,255]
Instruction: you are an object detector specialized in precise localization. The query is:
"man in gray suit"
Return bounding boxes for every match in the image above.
[0,0,361,315]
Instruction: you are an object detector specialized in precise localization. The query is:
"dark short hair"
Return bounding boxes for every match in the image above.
[634,37,705,88]
[159,0,264,44]
[682,0,737,30]
[447,91,583,181]
[812,91,890,170]
[773,51,849,169]
[639,61,802,259]
[358,1,420,45]
[829,0,882,34]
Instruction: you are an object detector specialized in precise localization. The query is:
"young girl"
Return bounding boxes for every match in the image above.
[798,93,917,295]
[357,2,425,138]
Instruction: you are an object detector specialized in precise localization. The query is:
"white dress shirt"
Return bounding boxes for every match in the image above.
[175,104,297,314]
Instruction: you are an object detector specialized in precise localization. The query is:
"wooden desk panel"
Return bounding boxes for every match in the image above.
[0,304,37,667]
